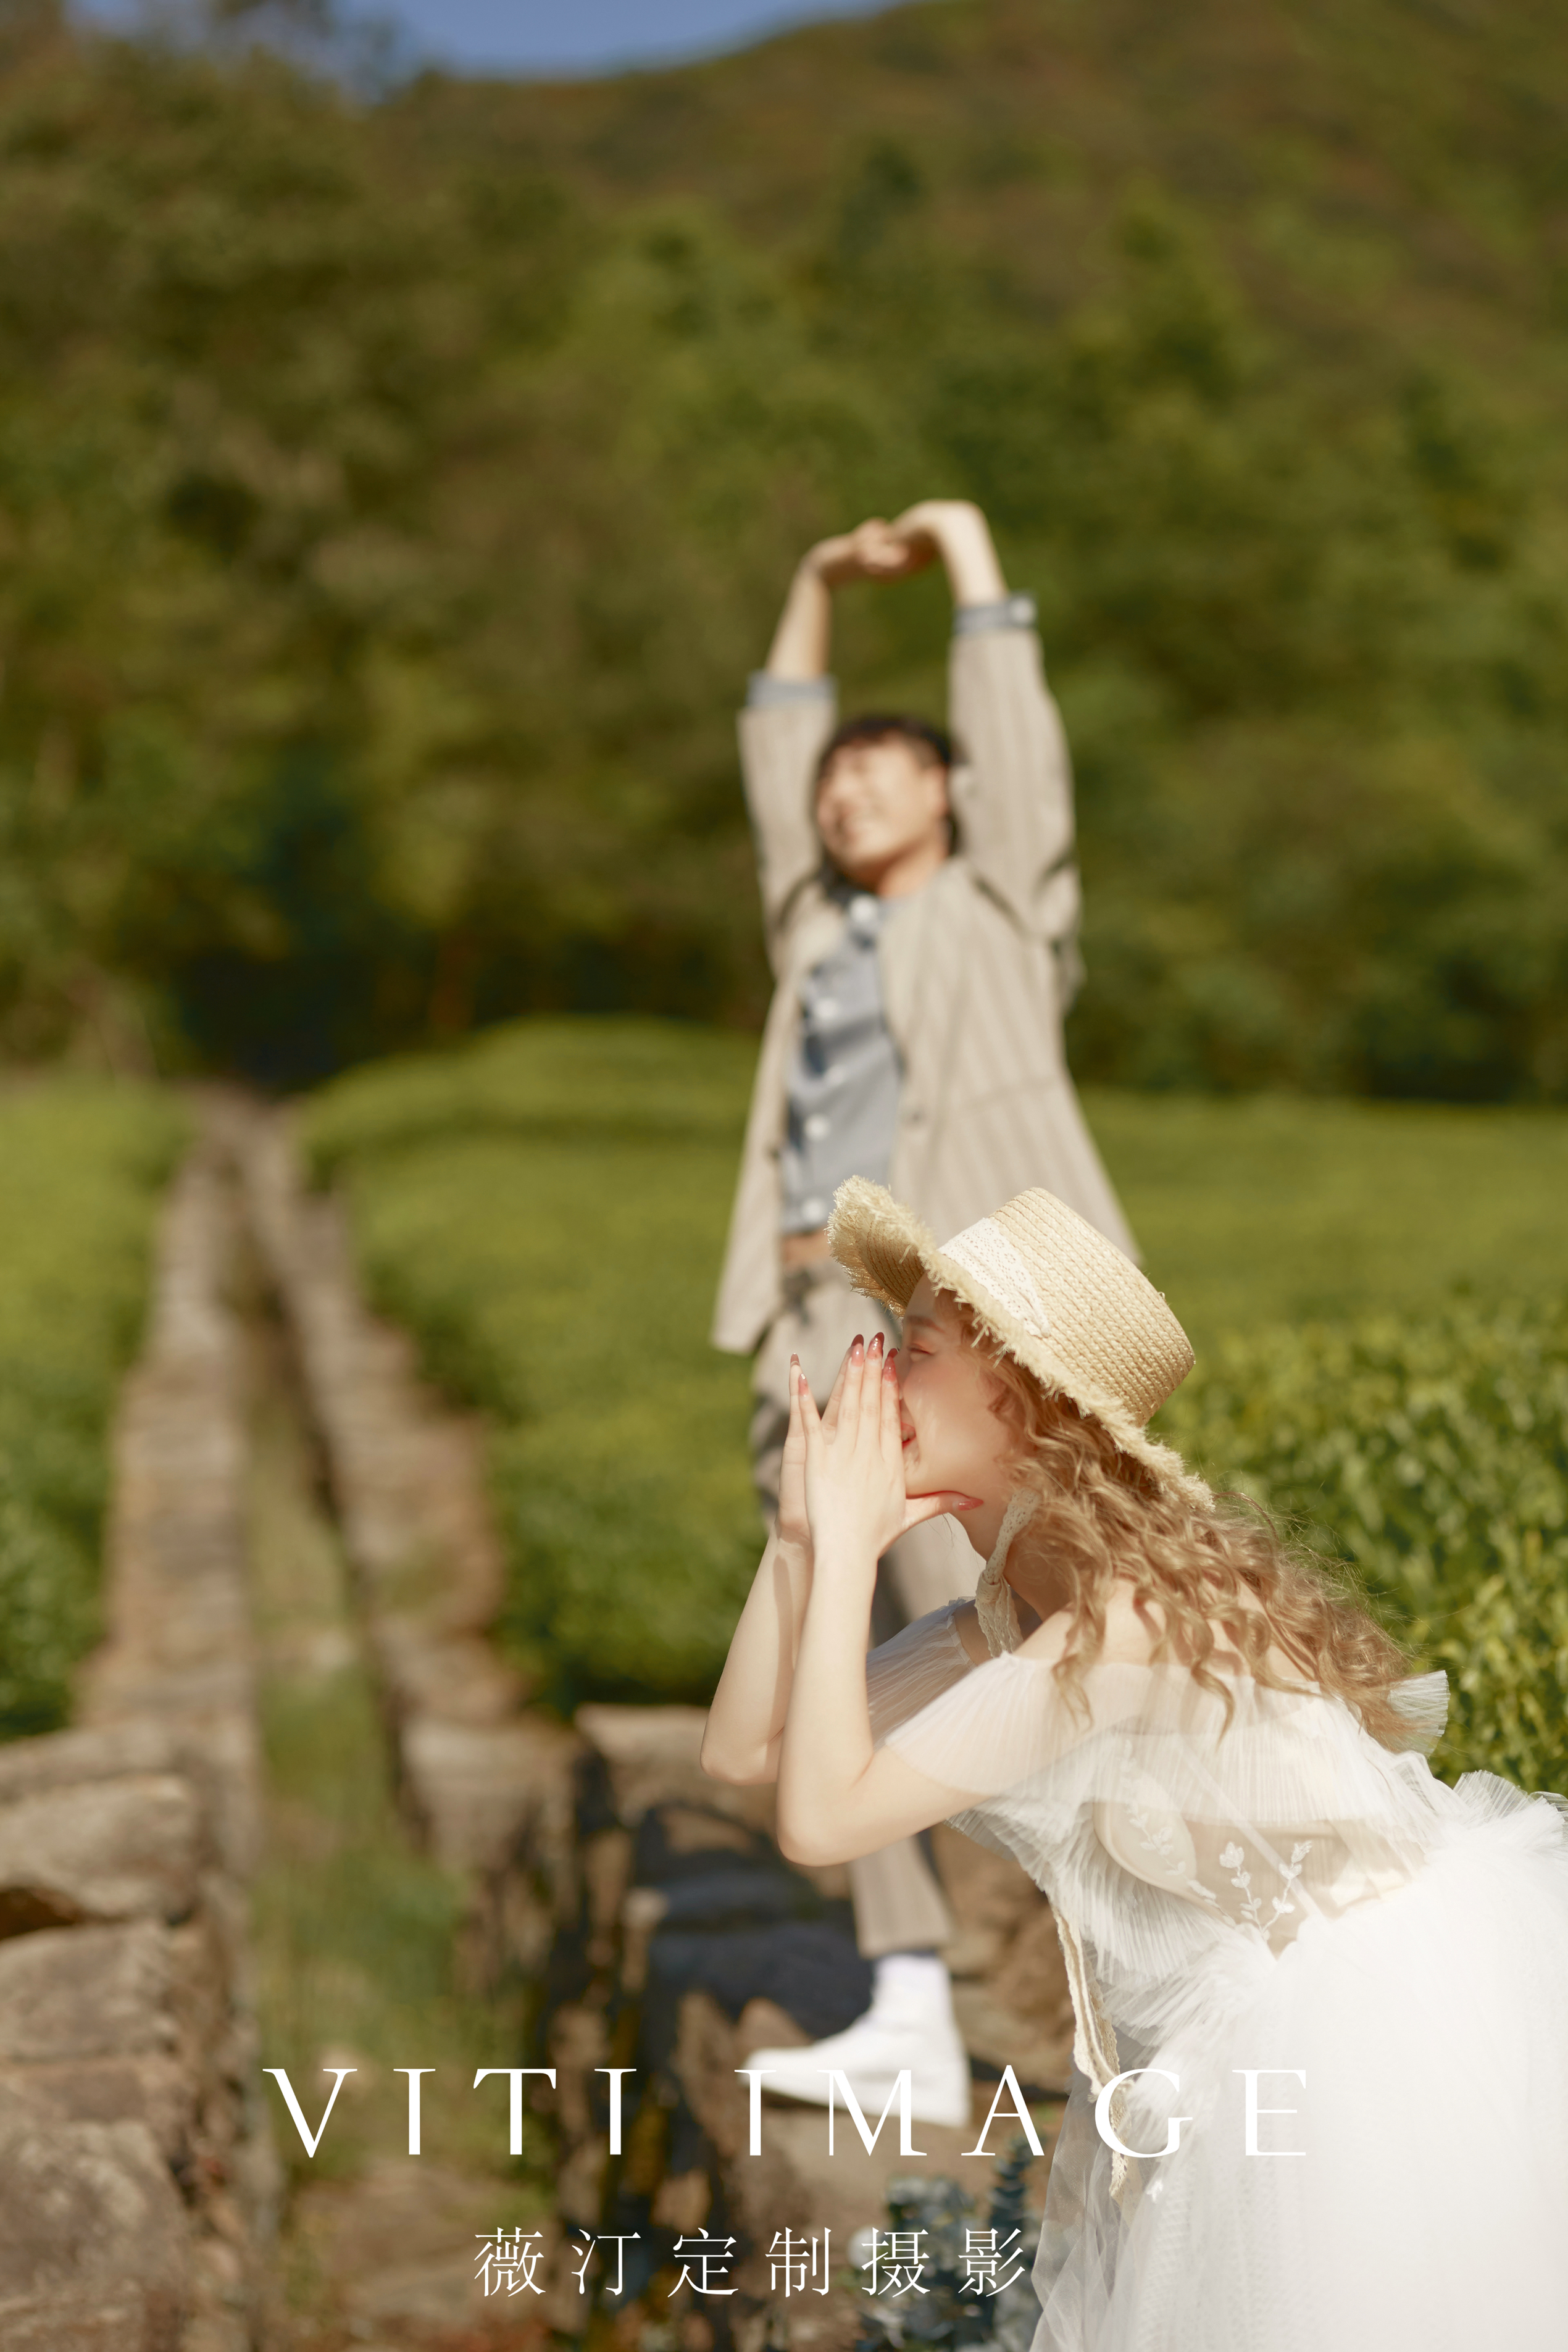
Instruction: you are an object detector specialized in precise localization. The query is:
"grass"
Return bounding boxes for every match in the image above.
[0,1075,188,1736]
[304,1015,1568,1724]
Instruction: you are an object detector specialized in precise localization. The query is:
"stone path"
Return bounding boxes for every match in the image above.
[0,1105,277,2350]
[237,1229,549,2352]
[0,1102,551,2348]
[240,1116,577,1967]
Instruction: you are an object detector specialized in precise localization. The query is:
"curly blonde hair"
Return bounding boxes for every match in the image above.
[959,1305,1413,1749]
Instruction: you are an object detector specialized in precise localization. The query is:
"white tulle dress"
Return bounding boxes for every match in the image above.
[866,1604,1568,2351]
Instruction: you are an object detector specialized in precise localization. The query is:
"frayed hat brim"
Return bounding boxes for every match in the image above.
[827,1177,1212,1509]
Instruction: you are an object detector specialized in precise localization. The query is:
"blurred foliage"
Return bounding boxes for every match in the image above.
[302,1018,762,1705]
[306,1012,757,1171]
[0,1077,186,1735]
[0,1,1564,1090]
[1162,1300,1568,1790]
[307,1016,1568,1769]
[1083,1087,1568,1353]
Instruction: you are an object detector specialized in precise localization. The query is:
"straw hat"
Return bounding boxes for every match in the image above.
[826,1177,1211,1508]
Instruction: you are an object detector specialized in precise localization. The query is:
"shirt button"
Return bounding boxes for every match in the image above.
[814,996,840,1021]
[803,1113,830,1141]
[801,1197,827,1224]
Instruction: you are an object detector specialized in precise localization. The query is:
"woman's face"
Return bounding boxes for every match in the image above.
[892,1277,1017,1549]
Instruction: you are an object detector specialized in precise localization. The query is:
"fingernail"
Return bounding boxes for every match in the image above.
[851,1335,864,1357]
[869,1333,883,1357]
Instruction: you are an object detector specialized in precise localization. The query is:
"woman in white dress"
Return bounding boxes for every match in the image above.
[702,1175,1568,2351]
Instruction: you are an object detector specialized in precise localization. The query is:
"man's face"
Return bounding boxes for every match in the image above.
[814,739,950,894]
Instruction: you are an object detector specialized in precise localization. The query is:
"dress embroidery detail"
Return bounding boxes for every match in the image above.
[1219,1839,1263,1927]
[1269,1840,1313,1926]
[1216,1836,1315,1933]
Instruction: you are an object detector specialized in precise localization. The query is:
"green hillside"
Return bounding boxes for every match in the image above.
[0,0,1564,1090]
[415,0,1568,390]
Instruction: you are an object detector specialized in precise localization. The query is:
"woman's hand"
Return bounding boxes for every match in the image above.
[800,1333,978,1573]
[775,1352,812,1560]
[803,1335,906,1570]
[772,1332,982,1863]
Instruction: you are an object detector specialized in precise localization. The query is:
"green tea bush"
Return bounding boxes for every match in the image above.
[1161,1301,1568,1790]
[306,1016,755,1177]
[312,1021,1568,1747]
[303,1018,764,1708]
[0,1080,187,1736]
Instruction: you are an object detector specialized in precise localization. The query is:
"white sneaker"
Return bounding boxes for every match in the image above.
[741,1953,972,2129]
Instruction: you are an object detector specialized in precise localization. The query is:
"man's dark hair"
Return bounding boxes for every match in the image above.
[813,713,954,788]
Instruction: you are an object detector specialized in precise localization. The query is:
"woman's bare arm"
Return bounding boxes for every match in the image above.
[703,1346,826,1783]
[783,1735,974,1864]
[700,1527,811,1785]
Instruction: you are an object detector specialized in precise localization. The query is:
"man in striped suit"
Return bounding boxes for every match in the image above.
[711,498,1134,2124]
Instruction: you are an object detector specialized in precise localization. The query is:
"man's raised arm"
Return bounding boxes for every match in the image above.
[738,523,915,966]
[886,499,1080,961]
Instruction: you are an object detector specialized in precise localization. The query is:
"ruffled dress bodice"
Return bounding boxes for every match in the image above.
[865,1604,1568,2351]
[869,1604,1457,1992]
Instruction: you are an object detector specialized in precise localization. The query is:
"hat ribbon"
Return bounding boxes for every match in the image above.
[941,1220,1054,1347]
[974,1488,1037,1658]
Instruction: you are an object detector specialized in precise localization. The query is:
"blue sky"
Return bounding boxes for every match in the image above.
[74,0,898,77]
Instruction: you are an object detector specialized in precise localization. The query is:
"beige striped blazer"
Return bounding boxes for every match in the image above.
[711,620,1136,1356]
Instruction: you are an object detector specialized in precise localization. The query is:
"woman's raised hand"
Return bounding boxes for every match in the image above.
[776,1353,812,1558]
[799,1333,977,1575]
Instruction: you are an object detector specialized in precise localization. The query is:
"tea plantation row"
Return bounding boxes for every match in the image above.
[0,1081,187,1735]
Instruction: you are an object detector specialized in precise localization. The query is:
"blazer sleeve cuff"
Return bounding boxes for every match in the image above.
[746,671,837,709]
[952,593,1038,636]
